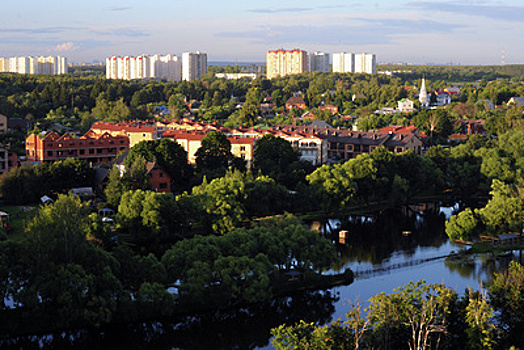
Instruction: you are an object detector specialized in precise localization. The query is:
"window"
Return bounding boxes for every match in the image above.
[47,151,53,157]
[159,183,167,189]
[79,149,85,155]
[240,146,246,151]
[89,149,95,154]
[159,172,163,178]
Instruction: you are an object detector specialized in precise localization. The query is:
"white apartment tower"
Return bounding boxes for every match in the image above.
[106,54,181,81]
[333,52,375,74]
[354,53,376,74]
[308,52,330,72]
[2,56,67,75]
[151,54,181,81]
[182,52,207,81]
[332,52,354,73]
[106,56,119,79]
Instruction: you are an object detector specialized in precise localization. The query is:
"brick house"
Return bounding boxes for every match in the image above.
[0,147,18,176]
[285,96,306,111]
[146,161,171,193]
[26,131,129,164]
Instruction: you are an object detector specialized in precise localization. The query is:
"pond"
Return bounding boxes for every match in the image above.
[2,204,519,349]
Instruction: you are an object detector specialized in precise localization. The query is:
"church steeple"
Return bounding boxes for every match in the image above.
[419,77,428,108]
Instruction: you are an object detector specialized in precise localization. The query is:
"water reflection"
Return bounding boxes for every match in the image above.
[320,206,451,270]
[0,290,339,350]
[445,249,524,287]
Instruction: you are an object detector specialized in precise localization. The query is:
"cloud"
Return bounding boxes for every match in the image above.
[0,27,78,35]
[249,4,348,14]
[249,7,314,13]
[55,42,79,52]
[108,7,132,11]
[218,18,462,46]
[89,27,151,38]
[407,2,524,22]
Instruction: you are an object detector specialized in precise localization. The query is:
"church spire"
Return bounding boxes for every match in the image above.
[419,76,428,108]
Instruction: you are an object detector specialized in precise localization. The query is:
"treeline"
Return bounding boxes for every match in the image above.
[0,158,94,205]
[272,262,524,349]
[379,63,524,83]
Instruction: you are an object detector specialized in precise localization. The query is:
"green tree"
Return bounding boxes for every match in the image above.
[117,189,179,247]
[445,208,481,242]
[272,321,331,349]
[104,165,128,207]
[465,288,496,350]
[478,179,524,235]
[489,261,524,348]
[26,194,92,266]
[253,134,299,182]
[136,282,174,318]
[307,163,357,211]
[167,93,188,120]
[195,131,234,179]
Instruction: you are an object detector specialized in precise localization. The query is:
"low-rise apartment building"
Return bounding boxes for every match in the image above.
[26,131,129,164]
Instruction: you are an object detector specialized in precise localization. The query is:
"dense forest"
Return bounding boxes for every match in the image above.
[0,66,523,348]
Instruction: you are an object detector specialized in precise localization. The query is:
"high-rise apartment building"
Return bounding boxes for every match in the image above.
[151,54,181,81]
[333,52,376,74]
[354,53,376,74]
[182,52,207,81]
[266,49,308,79]
[332,52,354,73]
[106,54,181,81]
[1,56,67,75]
[308,52,330,72]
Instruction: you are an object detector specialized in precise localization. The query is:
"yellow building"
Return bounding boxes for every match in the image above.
[90,121,158,148]
[266,49,308,79]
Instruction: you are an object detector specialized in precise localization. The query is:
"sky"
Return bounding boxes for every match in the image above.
[2,0,524,65]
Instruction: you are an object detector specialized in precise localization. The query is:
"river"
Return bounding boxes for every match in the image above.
[2,204,519,349]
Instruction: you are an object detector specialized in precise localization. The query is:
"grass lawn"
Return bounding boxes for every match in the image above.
[0,205,38,242]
